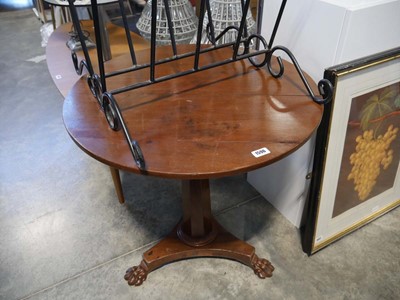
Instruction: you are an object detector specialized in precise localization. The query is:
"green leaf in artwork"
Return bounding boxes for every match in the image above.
[394,94,400,108]
[360,88,396,131]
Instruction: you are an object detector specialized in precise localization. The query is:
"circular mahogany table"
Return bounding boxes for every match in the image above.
[63,45,323,286]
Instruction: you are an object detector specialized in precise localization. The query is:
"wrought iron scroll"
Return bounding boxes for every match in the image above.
[67,0,94,77]
[265,46,333,104]
[102,92,146,170]
[66,0,333,170]
[67,0,101,102]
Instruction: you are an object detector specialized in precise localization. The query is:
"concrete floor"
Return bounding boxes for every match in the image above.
[1,8,400,300]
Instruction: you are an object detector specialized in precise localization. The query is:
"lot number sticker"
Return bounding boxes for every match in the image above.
[251,147,271,158]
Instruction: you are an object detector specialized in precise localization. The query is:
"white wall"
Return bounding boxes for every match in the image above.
[248,0,400,227]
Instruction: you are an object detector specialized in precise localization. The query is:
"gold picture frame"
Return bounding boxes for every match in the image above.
[302,47,400,255]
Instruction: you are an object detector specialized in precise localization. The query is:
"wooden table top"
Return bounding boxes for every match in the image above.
[63,45,323,179]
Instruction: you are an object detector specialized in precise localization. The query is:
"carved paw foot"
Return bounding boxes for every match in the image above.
[251,254,274,279]
[124,263,148,286]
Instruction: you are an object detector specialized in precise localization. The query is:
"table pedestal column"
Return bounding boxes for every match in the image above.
[124,179,274,286]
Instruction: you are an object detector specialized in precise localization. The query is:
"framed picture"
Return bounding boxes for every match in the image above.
[302,47,400,255]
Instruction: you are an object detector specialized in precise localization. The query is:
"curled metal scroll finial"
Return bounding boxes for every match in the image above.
[87,74,103,105]
[206,25,240,45]
[244,34,269,68]
[315,79,334,105]
[71,51,90,76]
[265,46,333,105]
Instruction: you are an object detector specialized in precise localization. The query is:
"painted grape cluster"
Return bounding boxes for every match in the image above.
[348,125,398,200]
[346,87,400,201]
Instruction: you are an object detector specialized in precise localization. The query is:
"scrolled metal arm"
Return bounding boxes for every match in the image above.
[315,79,334,105]
[206,25,240,44]
[71,51,91,76]
[87,74,103,105]
[243,34,269,68]
[102,92,146,171]
[266,46,333,104]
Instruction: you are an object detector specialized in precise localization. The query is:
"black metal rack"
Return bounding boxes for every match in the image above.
[66,0,333,171]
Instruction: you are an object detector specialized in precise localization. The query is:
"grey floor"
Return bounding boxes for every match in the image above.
[1,9,399,300]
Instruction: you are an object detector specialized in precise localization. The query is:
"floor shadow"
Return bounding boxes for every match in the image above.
[118,171,271,242]
[120,171,182,239]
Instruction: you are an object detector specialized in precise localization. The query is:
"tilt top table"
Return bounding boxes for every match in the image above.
[63,45,323,286]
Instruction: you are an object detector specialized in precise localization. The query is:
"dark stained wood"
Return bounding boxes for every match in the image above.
[123,177,274,286]
[62,44,323,285]
[110,166,124,204]
[124,205,274,286]
[63,45,323,179]
[180,179,216,244]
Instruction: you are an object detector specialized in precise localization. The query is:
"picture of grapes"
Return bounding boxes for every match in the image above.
[332,82,400,218]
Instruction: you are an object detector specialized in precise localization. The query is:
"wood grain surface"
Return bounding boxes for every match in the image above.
[63,45,323,179]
